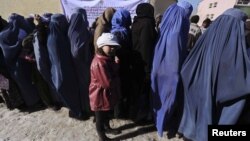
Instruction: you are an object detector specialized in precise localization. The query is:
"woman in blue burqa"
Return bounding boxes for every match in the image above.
[111,8,133,118]
[32,13,53,86]
[68,8,91,118]
[178,8,250,141]
[0,13,41,107]
[0,15,24,109]
[29,13,63,110]
[150,1,192,137]
[47,14,83,119]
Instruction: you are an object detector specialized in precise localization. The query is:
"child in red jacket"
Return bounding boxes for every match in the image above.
[89,33,121,141]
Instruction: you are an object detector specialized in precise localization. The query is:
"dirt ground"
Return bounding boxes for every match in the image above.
[0,103,184,141]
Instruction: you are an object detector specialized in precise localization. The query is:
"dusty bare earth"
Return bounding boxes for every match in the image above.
[0,103,184,141]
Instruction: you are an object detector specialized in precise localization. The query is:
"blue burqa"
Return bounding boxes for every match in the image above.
[33,32,52,87]
[47,14,82,115]
[68,9,91,113]
[178,9,249,141]
[151,1,192,137]
[0,14,40,106]
[111,8,131,41]
[33,23,61,103]
[41,13,53,24]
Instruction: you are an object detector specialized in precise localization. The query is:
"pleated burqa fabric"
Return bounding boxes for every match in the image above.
[68,9,91,114]
[47,14,82,115]
[33,19,62,104]
[33,13,53,82]
[178,9,249,141]
[150,1,192,137]
[0,14,40,106]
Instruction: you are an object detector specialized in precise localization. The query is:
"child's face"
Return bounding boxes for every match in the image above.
[102,45,117,56]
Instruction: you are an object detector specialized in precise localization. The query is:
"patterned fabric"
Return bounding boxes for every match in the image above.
[0,76,24,109]
[0,74,9,90]
[187,23,201,51]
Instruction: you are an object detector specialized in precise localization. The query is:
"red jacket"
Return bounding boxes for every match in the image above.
[89,54,120,111]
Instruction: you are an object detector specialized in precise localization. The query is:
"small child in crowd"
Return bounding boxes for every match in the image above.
[89,33,122,141]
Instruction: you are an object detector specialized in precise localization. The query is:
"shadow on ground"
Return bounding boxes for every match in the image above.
[113,121,156,141]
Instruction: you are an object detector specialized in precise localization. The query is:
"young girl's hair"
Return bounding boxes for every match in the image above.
[96,47,106,56]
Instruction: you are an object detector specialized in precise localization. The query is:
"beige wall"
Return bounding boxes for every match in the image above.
[197,0,237,25]
[0,0,62,20]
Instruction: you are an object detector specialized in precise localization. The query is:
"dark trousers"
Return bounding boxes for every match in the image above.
[95,111,110,138]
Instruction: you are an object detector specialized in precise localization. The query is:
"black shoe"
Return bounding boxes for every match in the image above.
[26,101,46,113]
[0,95,4,103]
[51,105,61,111]
[105,128,121,135]
[69,111,90,121]
[99,135,112,141]
[17,103,27,111]
[98,132,112,141]
[49,103,62,111]
[69,110,81,120]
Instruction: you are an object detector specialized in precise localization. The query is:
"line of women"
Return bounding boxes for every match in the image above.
[0,10,92,119]
[0,1,249,141]
[0,3,158,123]
[151,1,250,141]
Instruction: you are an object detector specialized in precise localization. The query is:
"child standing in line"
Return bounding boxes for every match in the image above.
[89,33,122,141]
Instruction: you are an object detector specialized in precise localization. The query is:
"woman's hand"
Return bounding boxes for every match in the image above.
[115,56,120,64]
